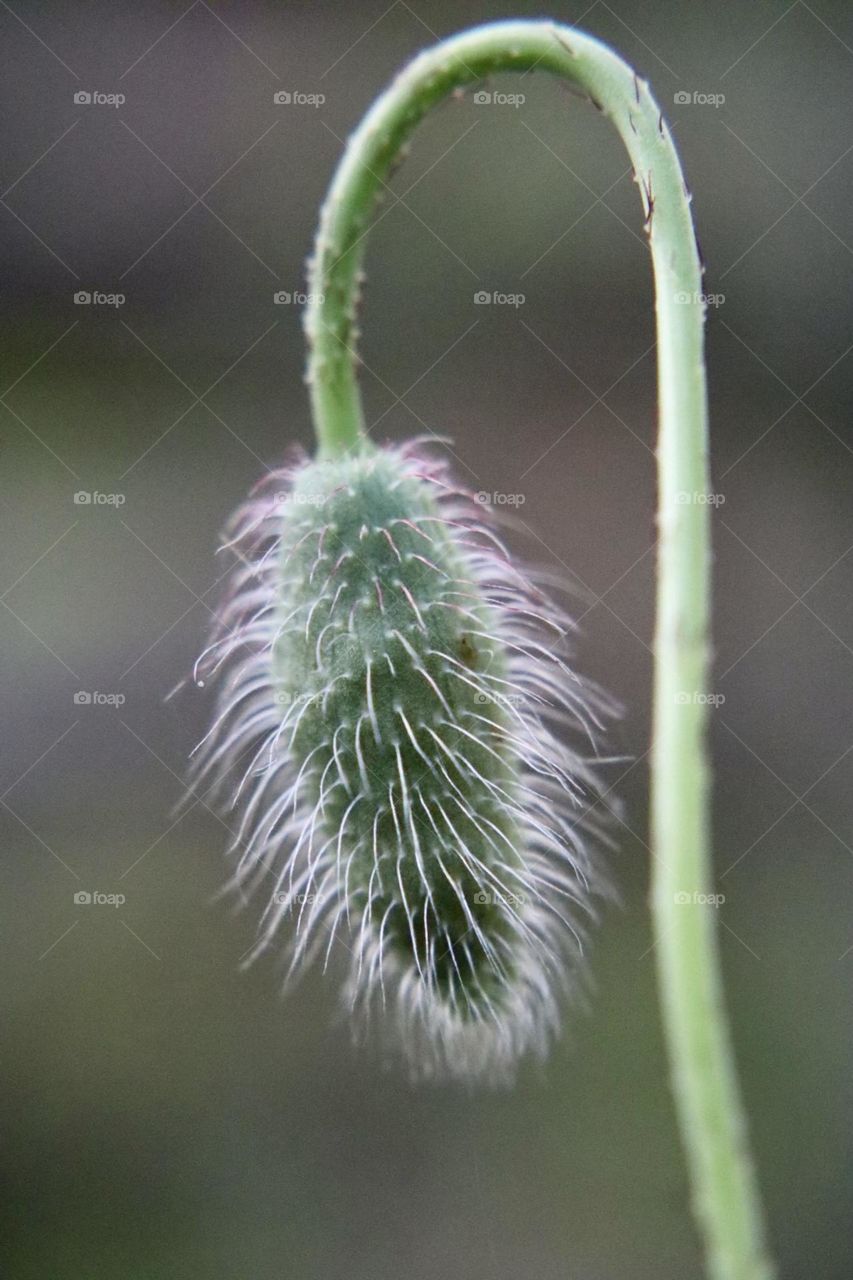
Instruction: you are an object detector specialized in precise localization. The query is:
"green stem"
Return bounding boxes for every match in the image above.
[304,20,775,1280]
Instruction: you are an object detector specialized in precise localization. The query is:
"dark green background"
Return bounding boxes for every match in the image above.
[1,1,850,1276]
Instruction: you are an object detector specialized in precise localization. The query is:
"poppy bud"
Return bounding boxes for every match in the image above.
[196,439,608,1082]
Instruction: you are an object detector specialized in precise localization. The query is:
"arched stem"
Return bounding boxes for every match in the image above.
[304,20,774,1280]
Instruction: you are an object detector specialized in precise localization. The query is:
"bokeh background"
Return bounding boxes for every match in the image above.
[1,1,851,1276]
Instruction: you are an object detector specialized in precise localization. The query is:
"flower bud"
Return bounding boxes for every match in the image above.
[196,439,608,1082]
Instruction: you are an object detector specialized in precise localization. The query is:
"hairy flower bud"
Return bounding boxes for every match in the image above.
[195,439,609,1082]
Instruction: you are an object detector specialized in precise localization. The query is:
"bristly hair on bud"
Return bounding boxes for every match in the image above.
[193,438,612,1083]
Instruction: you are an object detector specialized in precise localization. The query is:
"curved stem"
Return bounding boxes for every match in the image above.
[304,20,774,1280]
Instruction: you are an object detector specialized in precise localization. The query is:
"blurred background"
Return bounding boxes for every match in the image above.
[1,1,850,1276]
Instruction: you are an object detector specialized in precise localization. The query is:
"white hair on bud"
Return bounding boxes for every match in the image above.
[194,439,613,1083]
